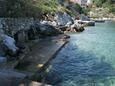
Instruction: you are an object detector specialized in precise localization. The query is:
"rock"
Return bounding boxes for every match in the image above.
[40,20,57,27]
[0,29,4,35]
[65,21,73,27]
[28,23,61,37]
[59,26,68,32]
[70,24,77,32]
[71,24,85,32]
[40,20,48,25]
[51,21,57,27]
[31,23,61,37]
[14,30,28,43]
[0,34,20,57]
[87,21,95,26]
[2,35,19,54]
[0,43,6,56]
[77,26,85,32]
[0,56,7,68]
[30,24,41,34]
[13,31,26,52]
[27,28,36,40]
[80,14,90,21]
[39,24,60,36]
[55,12,73,26]
[77,20,95,26]
[63,35,70,39]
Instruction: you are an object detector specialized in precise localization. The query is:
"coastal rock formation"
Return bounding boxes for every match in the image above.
[71,24,85,32]
[40,20,57,27]
[54,12,73,26]
[2,35,19,54]
[30,23,62,37]
[0,30,20,58]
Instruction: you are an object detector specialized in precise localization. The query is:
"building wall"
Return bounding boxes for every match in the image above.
[69,0,90,8]
[69,0,80,4]
[87,0,92,5]
[81,0,87,8]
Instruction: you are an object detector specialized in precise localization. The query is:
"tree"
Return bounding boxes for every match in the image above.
[0,0,58,17]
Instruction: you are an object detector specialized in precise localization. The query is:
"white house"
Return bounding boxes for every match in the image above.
[70,0,92,8]
[87,0,92,5]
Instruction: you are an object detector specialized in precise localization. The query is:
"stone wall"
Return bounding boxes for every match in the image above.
[0,18,39,36]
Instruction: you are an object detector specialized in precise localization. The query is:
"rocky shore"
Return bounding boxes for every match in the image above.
[0,11,95,86]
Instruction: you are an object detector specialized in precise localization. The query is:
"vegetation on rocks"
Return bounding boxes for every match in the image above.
[92,0,115,13]
[0,0,84,18]
[0,0,59,17]
[89,0,115,18]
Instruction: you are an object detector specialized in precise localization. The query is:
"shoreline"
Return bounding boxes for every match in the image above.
[90,17,115,21]
[15,34,69,83]
[0,34,69,86]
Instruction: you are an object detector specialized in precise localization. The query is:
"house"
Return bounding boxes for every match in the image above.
[87,0,92,5]
[69,0,92,8]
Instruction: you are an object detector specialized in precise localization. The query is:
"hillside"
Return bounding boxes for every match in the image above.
[0,0,84,18]
[90,0,115,18]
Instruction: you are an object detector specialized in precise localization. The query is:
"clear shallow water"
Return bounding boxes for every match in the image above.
[45,21,115,86]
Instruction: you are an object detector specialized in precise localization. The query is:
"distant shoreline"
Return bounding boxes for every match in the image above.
[90,17,115,21]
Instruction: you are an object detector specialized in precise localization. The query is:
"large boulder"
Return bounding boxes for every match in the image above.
[30,23,61,37]
[54,12,73,26]
[39,24,61,36]
[0,33,19,57]
[2,35,19,54]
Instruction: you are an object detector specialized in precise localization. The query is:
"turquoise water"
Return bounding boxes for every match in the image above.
[45,21,115,86]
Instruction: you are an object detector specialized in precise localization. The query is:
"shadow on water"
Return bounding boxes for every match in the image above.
[45,42,115,86]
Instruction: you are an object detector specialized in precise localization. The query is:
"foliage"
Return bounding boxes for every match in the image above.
[92,0,115,13]
[34,0,58,13]
[82,8,91,15]
[0,0,59,17]
[74,3,83,14]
